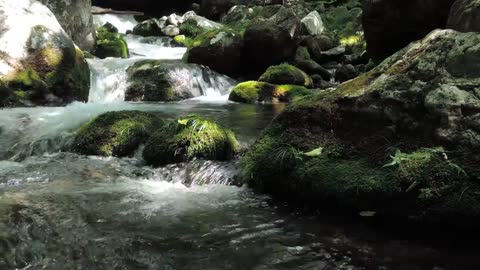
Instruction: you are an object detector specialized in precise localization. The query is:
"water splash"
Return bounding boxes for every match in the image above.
[93,14,138,34]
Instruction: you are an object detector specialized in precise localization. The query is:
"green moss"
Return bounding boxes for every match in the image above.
[274,85,314,102]
[179,19,204,38]
[189,27,239,49]
[143,115,240,166]
[229,81,313,104]
[174,35,194,47]
[295,46,311,62]
[95,27,129,59]
[73,111,163,157]
[295,156,394,206]
[8,68,42,86]
[229,81,264,103]
[259,64,313,88]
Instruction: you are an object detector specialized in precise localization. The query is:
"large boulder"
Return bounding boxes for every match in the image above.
[39,0,95,51]
[0,0,90,107]
[362,0,456,62]
[126,60,234,102]
[186,28,244,77]
[74,111,163,157]
[448,0,480,32]
[243,30,480,226]
[143,115,240,166]
[243,5,303,74]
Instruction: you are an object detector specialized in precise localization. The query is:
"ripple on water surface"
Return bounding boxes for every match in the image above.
[0,153,479,269]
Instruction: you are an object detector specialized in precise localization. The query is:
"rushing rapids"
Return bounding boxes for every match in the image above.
[1,13,480,270]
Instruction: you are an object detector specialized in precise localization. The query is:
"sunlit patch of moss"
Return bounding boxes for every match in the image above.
[259,64,313,88]
[229,81,269,104]
[143,115,240,166]
[189,27,239,49]
[73,111,163,157]
[174,35,194,47]
[7,68,41,86]
[273,85,314,102]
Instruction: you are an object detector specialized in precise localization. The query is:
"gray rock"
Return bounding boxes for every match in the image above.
[301,11,325,36]
[163,25,181,37]
[448,0,480,32]
[39,0,95,51]
[335,64,358,83]
[244,5,303,73]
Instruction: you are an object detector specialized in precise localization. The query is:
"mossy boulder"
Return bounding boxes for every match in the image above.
[243,30,480,226]
[73,111,163,157]
[94,27,129,59]
[0,1,90,107]
[143,115,241,166]
[229,81,313,104]
[126,60,221,102]
[259,64,313,88]
[186,28,244,76]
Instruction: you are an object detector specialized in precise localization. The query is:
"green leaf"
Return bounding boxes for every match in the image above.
[304,147,323,157]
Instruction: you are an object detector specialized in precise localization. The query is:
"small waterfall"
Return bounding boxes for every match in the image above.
[93,14,138,34]
[88,14,236,104]
[87,58,139,103]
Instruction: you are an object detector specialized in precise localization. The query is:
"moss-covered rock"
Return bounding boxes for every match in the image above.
[0,3,91,107]
[143,115,240,166]
[228,81,313,104]
[125,60,217,102]
[186,28,244,76]
[229,81,271,104]
[243,30,480,226]
[259,64,313,88]
[73,111,163,157]
[94,27,129,59]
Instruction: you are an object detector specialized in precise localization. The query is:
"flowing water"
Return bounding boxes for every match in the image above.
[1,15,479,270]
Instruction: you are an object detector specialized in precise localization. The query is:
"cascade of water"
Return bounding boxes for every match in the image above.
[88,14,235,104]
[93,14,138,34]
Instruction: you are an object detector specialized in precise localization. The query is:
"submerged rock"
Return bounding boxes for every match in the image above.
[73,111,163,157]
[0,0,90,107]
[94,26,129,59]
[228,81,313,104]
[243,30,480,226]
[143,115,240,166]
[259,64,313,88]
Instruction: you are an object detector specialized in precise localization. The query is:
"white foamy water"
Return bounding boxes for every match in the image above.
[88,15,235,104]
[93,14,138,34]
